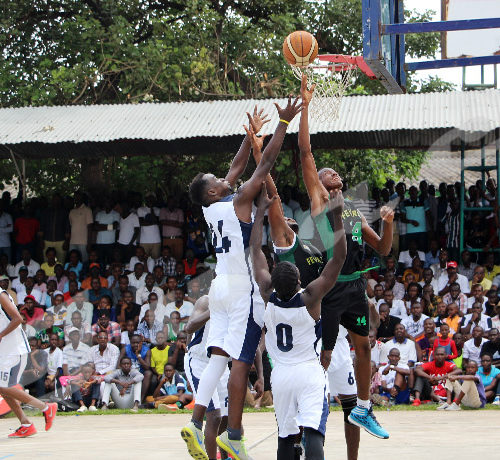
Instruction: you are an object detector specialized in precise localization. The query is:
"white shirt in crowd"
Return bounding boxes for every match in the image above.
[95,210,120,244]
[398,250,425,268]
[418,278,439,294]
[466,297,487,313]
[437,272,470,295]
[66,302,94,326]
[13,259,40,277]
[62,341,91,370]
[118,212,140,246]
[401,314,429,338]
[462,338,489,364]
[90,343,120,374]
[379,362,410,389]
[137,206,161,244]
[380,338,417,366]
[16,288,43,305]
[128,272,147,290]
[377,298,408,319]
[165,301,194,319]
[139,303,168,323]
[371,340,383,366]
[128,256,155,273]
[0,212,13,248]
[45,347,63,375]
[461,313,493,332]
[69,204,93,245]
[136,286,164,306]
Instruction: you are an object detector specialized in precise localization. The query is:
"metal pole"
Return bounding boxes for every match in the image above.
[481,137,486,202]
[460,140,465,257]
[462,66,466,91]
[496,128,500,250]
[21,159,26,205]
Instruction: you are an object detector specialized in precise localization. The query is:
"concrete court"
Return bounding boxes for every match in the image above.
[0,410,499,459]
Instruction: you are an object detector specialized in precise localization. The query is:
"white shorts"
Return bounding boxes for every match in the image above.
[0,354,27,388]
[328,359,357,397]
[184,352,230,417]
[272,360,329,438]
[207,275,264,364]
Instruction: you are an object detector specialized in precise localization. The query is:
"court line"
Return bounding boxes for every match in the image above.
[248,429,278,450]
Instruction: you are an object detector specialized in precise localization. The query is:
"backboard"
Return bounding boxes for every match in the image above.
[362,0,500,93]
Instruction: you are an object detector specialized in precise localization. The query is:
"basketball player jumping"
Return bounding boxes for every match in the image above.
[0,288,57,438]
[250,183,346,460]
[299,75,394,439]
[182,96,302,460]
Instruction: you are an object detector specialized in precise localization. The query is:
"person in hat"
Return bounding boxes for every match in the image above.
[437,261,470,297]
[20,295,45,329]
[11,266,29,293]
[81,263,108,290]
[62,326,91,377]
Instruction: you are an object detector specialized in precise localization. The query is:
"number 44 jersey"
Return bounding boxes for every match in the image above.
[202,194,254,277]
[264,290,322,366]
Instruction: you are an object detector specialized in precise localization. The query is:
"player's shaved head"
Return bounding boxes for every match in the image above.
[272,261,300,302]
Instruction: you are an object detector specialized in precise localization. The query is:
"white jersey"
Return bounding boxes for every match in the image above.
[264,291,321,366]
[203,194,254,277]
[0,289,30,357]
[329,325,351,373]
[187,319,210,362]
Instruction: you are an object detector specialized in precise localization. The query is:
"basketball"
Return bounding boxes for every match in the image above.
[283,31,319,67]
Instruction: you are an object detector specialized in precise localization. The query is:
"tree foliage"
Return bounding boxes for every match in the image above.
[0,0,448,196]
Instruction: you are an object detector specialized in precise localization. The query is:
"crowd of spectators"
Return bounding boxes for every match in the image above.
[0,176,499,412]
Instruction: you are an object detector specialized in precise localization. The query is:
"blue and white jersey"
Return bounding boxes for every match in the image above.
[0,289,30,357]
[203,194,253,277]
[264,291,321,366]
[187,319,210,362]
[329,325,351,373]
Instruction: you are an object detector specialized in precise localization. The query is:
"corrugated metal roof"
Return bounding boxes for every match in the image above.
[0,89,498,158]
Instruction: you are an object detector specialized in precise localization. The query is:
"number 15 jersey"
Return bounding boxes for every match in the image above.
[264,291,321,366]
[203,194,254,277]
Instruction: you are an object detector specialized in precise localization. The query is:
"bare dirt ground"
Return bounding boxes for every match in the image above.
[0,410,499,459]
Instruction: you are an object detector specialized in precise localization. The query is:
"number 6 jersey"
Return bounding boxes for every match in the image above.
[264,290,322,366]
[203,194,254,277]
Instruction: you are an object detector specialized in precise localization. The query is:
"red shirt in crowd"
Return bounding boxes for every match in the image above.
[183,259,198,276]
[421,360,457,397]
[14,217,40,244]
[22,307,45,326]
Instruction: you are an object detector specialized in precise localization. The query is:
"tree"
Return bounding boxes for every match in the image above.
[0,0,445,197]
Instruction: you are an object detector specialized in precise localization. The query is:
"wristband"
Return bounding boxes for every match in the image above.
[107,224,113,231]
[279,119,290,125]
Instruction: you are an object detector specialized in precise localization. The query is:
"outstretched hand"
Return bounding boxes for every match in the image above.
[380,206,394,223]
[327,189,344,215]
[274,95,303,123]
[301,74,316,107]
[247,106,270,134]
[243,124,269,154]
[256,182,276,211]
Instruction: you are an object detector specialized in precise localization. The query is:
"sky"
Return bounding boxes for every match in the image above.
[404,0,498,90]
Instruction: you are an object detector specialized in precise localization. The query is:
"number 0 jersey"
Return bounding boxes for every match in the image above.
[264,291,321,366]
[0,289,30,357]
[203,194,253,277]
[312,199,363,277]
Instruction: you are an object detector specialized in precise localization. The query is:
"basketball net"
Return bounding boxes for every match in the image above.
[290,56,356,122]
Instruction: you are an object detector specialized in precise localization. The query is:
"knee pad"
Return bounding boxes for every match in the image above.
[303,427,324,460]
[340,395,357,424]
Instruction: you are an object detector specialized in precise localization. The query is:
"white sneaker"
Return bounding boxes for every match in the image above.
[445,402,461,411]
[492,396,500,406]
[77,406,88,412]
[89,405,98,411]
[437,402,449,410]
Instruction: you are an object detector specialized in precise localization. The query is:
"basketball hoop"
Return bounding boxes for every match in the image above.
[290,55,376,122]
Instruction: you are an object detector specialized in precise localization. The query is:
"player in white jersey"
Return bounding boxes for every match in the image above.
[182,98,302,460]
[184,296,231,460]
[250,184,346,460]
[0,288,57,438]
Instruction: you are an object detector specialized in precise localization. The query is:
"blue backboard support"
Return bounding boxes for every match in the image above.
[362,0,500,93]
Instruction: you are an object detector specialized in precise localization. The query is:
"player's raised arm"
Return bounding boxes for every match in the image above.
[225,106,270,188]
[250,184,276,303]
[245,125,295,247]
[184,295,210,334]
[298,75,329,216]
[303,190,347,318]
[235,96,302,216]
[362,206,394,256]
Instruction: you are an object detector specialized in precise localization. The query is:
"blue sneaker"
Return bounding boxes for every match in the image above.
[348,405,389,439]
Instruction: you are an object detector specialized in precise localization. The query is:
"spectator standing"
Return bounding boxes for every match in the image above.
[463,326,488,365]
[102,357,143,411]
[443,200,460,262]
[94,198,120,266]
[68,192,93,263]
[117,202,140,264]
[66,292,93,327]
[137,195,161,259]
[39,194,69,263]
[401,186,431,251]
[0,201,13,259]
[13,205,39,263]
[159,197,184,262]
[458,250,478,281]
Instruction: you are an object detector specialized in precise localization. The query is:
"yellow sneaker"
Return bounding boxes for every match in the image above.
[180,421,208,460]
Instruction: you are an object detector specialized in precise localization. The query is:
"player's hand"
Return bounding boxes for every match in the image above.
[320,349,332,371]
[247,106,270,134]
[254,377,264,399]
[274,95,303,123]
[256,182,277,211]
[327,189,344,216]
[243,124,268,154]
[380,206,394,223]
[300,74,316,107]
